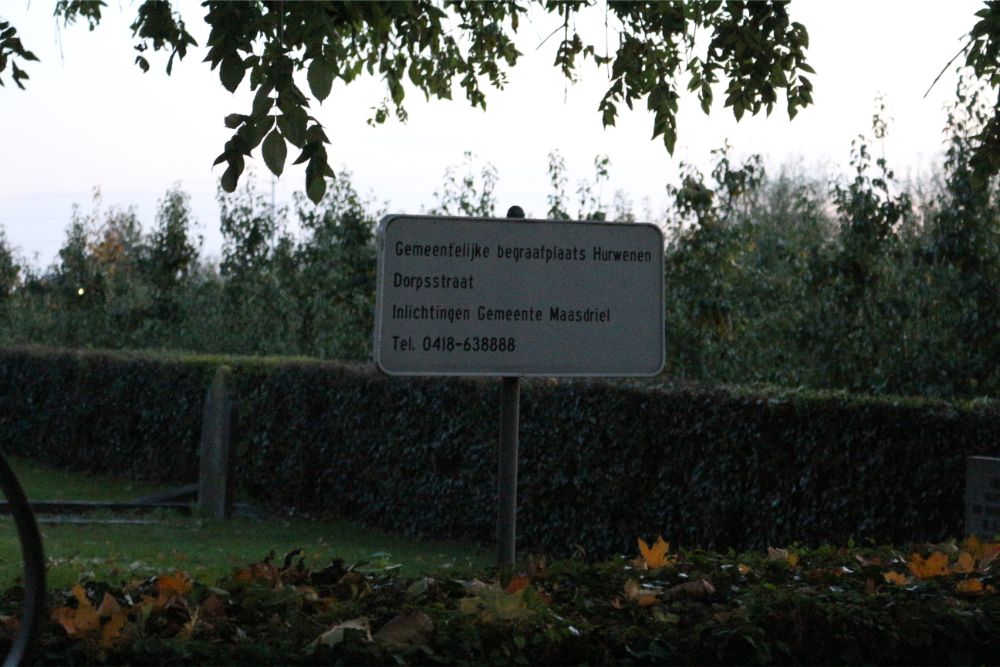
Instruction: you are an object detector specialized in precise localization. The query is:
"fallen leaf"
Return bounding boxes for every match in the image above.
[200,594,226,619]
[52,586,102,637]
[52,586,129,648]
[505,575,530,594]
[157,572,193,597]
[855,554,884,568]
[624,579,660,606]
[373,611,434,650]
[737,564,751,575]
[767,547,799,567]
[459,586,535,622]
[458,579,491,596]
[176,607,199,642]
[311,617,372,649]
[883,571,909,586]
[666,579,715,600]
[956,579,985,594]
[656,609,681,624]
[907,552,950,579]
[405,577,434,598]
[953,551,976,574]
[141,572,194,610]
[100,610,127,649]
[638,536,673,569]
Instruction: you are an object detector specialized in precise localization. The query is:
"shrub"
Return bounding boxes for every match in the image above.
[1,346,998,556]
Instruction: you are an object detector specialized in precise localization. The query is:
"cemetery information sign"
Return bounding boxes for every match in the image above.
[374,214,664,376]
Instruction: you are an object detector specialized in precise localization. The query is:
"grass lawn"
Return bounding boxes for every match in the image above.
[0,456,489,589]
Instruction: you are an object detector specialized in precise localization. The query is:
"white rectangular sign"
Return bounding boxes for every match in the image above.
[374,214,664,376]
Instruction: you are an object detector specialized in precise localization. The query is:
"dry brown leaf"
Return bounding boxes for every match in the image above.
[312,617,372,648]
[666,579,715,600]
[200,594,226,619]
[767,547,799,567]
[373,611,434,650]
[623,579,660,606]
[505,575,530,594]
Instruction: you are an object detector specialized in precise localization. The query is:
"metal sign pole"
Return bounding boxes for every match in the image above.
[497,375,520,567]
[496,205,524,567]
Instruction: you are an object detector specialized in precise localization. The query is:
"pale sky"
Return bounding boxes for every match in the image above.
[0,0,985,267]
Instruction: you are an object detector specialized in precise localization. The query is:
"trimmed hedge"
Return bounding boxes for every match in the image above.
[1,345,998,556]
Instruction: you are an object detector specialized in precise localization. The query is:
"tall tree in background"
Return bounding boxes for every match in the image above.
[295,172,377,359]
[145,185,201,323]
[1,1,815,202]
[0,227,19,306]
[217,177,306,355]
[429,152,497,218]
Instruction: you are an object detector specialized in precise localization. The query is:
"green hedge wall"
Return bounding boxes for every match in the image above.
[1,346,998,556]
[0,347,215,482]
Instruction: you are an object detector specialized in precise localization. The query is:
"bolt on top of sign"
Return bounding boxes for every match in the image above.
[374,214,665,377]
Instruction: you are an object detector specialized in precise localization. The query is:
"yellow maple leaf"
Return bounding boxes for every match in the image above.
[52,585,101,637]
[956,578,985,594]
[637,536,672,569]
[143,572,194,609]
[953,551,976,574]
[883,571,909,586]
[51,586,128,647]
[907,552,950,579]
[961,535,982,555]
[961,537,1000,566]
[100,609,128,649]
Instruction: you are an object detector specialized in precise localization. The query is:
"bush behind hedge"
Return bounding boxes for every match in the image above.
[1,346,998,556]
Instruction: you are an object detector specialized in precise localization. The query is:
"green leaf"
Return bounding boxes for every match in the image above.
[602,105,616,127]
[224,114,248,129]
[247,115,275,149]
[389,77,405,105]
[262,129,287,177]
[252,84,274,116]
[220,54,245,93]
[307,57,335,102]
[306,169,327,204]
[277,107,307,147]
[220,158,242,193]
[304,124,329,144]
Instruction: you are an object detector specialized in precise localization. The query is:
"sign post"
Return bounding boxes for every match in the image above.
[496,205,525,567]
[374,210,664,566]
